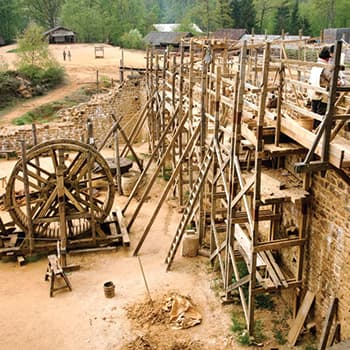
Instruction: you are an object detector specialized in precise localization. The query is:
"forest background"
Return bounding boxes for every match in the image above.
[1,0,350,47]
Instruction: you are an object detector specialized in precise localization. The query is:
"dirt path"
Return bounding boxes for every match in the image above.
[0,79,80,125]
[0,43,146,126]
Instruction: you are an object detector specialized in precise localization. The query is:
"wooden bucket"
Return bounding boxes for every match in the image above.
[121,170,139,196]
[104,281,115,298]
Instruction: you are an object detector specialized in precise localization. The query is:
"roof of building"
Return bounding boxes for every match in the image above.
[153,23,202,33]
[212,28,247,41]
[240,34,310,42]
[43,26,77,37]
[144,31,192,46]
[240,34,311,49]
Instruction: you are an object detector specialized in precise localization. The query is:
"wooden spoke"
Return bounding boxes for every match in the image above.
[6,139,115,236]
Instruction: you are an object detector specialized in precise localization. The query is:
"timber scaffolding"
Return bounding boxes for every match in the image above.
[122,37,350,335]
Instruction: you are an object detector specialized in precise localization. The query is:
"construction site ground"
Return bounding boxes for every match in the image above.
[0,44,314,350]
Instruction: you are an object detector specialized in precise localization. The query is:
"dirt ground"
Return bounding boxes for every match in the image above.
[0,151,238,350]
[0,43,146,126]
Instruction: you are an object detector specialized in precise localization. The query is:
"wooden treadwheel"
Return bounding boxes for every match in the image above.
[5,139,115,240]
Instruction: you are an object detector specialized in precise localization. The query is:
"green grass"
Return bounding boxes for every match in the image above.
[231,312,266,346]
[12,87,93,125]
[273,329,287,345]
[255,293,275,310]
[231,312,245,333]
[7,48,19,53]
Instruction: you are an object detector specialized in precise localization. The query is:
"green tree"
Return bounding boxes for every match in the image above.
[0,0,25,42]
[23,0,64,28]
[231,0,256,30]
[17,23,53,67]
[120,29,145,49]
[254,0,274,33]
[215,0,234,28]
[272,0,290,34]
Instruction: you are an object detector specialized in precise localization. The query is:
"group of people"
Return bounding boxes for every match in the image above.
[63,48,71,61]
[309,44,346,123]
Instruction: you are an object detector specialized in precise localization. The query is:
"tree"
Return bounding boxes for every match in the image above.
[272,0,290,35]
[0,0,25,42]
[17,23,54,68]
[289,0,300,34]
[214,0,234,29]
[231,0,256,30]
[23,0,64,28]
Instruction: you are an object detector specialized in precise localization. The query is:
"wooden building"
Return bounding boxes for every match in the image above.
[143,31,192,48]
[43,26,77,44]
[212,28,247,41]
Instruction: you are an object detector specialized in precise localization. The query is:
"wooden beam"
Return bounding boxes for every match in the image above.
[318,297,338,350]
[281,116,350,168]
[288,291,315,346]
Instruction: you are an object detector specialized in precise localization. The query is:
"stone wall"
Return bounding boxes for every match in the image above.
[0,79,144,153]
[306,170,350,338]
[282,154,350,339]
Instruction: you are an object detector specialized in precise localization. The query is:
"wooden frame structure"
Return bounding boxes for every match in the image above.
[122,37,350,335]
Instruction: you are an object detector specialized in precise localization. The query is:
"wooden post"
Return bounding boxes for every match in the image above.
[160,50,166,179]
[88,152,96,246]
[210,65,221,275]
[275,63,284,146]
[32,123,41,184]
[120,48,124,82]
[298,29,303,81]
[57,149,67,267]
[20,140,34,255]
[114,119,123,195]
[188,39,194,191]
[248,42,271,335]
[198,45,208,244]
[322,40,342,163]
[96,70,99,93]
[178,42,185,206]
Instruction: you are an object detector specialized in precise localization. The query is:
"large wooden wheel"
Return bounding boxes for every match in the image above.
[5,139,115,239]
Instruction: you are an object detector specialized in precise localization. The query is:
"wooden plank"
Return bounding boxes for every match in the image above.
[115,209,130,247]
[318,297,338,350]
[281,116,350,168]
[234,224,265,267]
[259,251,281,287]
[261,173,286,190]
[266,250,288,288]
[288,290,315,346]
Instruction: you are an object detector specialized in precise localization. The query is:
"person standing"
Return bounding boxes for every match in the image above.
[309,46,332,117]
[63,50,66,61]
[67,50,71,61]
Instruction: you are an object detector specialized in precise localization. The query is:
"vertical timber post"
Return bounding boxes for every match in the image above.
[57,149,67,267]
[20,140,34,255]
[198,43,208,244]
[115,118,123,195]
[248,42,270,335]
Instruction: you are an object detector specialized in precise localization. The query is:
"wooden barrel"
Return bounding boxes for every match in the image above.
[104,281,115,298]
[121,170,139,196]
[181,230,199,257]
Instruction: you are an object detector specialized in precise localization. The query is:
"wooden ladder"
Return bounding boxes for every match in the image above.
[165,146,214,271]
